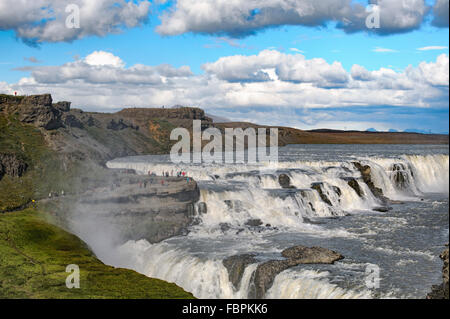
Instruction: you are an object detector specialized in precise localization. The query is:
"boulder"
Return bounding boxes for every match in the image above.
[278,174,295,189]
[223,254,258,290]
[245,219,263,227]
[249,245,344,298]
[250,260,291,299]
[281,245,344,264]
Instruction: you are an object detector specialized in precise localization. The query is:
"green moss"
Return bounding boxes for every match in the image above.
[0,209,194,299]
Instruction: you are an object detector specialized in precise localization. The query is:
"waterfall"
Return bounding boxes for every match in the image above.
[101,151,449,299]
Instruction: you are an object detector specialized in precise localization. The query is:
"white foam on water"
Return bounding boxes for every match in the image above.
[102,152,449,299]
[266,269,373,299]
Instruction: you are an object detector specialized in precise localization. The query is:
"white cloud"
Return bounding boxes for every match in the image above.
[417,46,448,51]
[432,0,449,27]
[290,48,304,53]
[85,51,125,67]
[202,50,348,87]
[372,47,398,53]
[3,51,448,121]
[29,51,192,85]
[156,0,432,37]
[0,0,150,43]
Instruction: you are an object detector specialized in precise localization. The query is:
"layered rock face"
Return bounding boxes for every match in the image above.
[73,173,200,244]
[0,154,28,180]
[1,94,69,130]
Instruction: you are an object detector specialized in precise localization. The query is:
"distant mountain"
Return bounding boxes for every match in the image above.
[366,128,377,132]
[388,129,398,133]
[404,128,432,134]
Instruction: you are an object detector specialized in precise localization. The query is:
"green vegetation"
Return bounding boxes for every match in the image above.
[0,115,80,211]
[0,209,194,298]
[0,111,195,299]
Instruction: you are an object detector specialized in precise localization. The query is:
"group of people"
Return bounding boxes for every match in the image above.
[147,170,188,178]
[48,190,65,198]
[136,169,191,189]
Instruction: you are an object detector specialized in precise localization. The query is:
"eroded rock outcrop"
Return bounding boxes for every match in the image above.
[226,245,344,299]
[344,177,363,197]
[281,245,344,264]
[0,154,28,180]
[278,174,295,189]
[74,174,201,244]
[6,94,65,130]
[311,182,333,206]
[353,162,387,203]
[427,245,449,299]
[223,254,258,290]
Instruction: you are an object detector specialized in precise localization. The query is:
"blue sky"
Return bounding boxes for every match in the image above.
[0,0,449,133]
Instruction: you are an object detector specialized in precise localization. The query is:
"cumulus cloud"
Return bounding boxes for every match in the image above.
[0,0,151,43]
[202,50,349,87]
[3,51,448,129]
[30,51,193,85]
[156,0,435,37]
[339,0,430,35]
[432,0,449,27]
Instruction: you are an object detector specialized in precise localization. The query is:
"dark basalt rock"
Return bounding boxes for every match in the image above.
[373,206,392,213]
[220,223,231,232]
[223,254,258,290]
[197,202,207,215]
[0,153,28,180]
[107,119,138,131]
[427,244,449,299]
[391,163,410,189]
[250,260,290,299]
[278,174,295,189]
[344,177,363,197]
[352,162,387,203]
[311,182,332,206]
[62,113,84,129]
[249,245,344,298]
[245,219,263,227]
[53,101,71,112]
[3,94,68,130]
[281,245,344,264]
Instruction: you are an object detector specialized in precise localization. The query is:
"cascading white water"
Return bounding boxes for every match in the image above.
[103,151,449,299]
[266,269,373,299]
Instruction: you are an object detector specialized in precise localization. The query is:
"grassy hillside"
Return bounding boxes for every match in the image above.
[0,209,194,299]
[0,111,194,299]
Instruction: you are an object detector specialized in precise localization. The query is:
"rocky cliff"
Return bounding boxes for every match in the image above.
[1,94,202,243]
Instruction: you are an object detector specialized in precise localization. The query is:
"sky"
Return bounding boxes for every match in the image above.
[0,0,449,133]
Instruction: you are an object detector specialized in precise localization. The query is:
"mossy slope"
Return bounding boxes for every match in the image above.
[0,209,194,299]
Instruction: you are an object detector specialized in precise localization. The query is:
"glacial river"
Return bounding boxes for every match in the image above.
[100,144,449,299]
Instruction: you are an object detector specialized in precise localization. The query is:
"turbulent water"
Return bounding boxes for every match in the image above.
[99,144,449,299]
